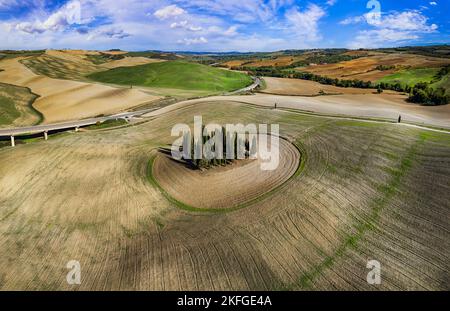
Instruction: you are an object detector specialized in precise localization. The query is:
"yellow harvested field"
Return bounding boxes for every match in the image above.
[0,57,161,123]
[222,59,253,68]
[245,56,301,67]
[261,77,400,96]
[301,53,450,81]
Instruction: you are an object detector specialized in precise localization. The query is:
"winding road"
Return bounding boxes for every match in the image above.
[1,79,449,143]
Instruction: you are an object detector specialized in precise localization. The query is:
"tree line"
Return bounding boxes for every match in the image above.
[234,66,449,106]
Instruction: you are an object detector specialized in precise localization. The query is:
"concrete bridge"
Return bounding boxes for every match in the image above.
[0,109,153,147]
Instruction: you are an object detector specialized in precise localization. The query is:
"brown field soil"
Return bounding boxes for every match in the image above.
[245,56,307,68]
[300,53,450,81]
[153,136,300,209]
[145,93,450,129]
[260,77,401,96]
[52,49,101,56]
[222,59,253,68]
[0,57,161,123]
[0,101,448,290]
[101,50,129,55]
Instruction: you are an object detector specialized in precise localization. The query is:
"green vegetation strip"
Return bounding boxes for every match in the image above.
[146,138,306,214]
[282,131,427,290]
[0,83,42,126]
[88,61,253,93]
[377,68,440,87]
[86,119,128,130]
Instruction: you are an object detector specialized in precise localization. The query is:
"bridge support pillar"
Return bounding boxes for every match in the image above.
[44,131,48,140]
[75,127,79,132]
[10,136,15,147]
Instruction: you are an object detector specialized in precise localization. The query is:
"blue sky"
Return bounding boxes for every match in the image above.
[0,0,448,51]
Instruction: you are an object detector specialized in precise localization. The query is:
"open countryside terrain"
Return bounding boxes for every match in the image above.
[0,45,449,292]
[0,82,41,128]
[299,52,450,82]
[88,61,253,97]
[0,101,448,290]
[260,77,400,96]
[0,56,162,123]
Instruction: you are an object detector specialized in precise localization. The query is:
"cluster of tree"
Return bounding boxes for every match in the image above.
[434,65,450,81]
[85,52,125,65]
[302,54,362,65]
[231,62,449,106]
[125,51,180,60]
[375,65,396,71]
[374,45,450,58]
[291,72,373,88]
[293,73,448,105]
[408,83,449,106]
[180,127,256,170]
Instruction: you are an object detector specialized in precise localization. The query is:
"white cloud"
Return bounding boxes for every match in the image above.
[0,0,21,9]
[349,29,418,49]
[11,0,84,34]
[430,2,437,5]
[174,0,292,23]
[177,36,208,45]
[154,4,185,20]
[383,11,437,31]
[340,15,365,25]
[285,4,326,41]
[342,9,439,48]
[170,20,202,31]
[341,10,438,32]
[326,0,337,6]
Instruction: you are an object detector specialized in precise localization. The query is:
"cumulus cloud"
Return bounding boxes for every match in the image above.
[430,2,437,5]
[340,15,365,25]
[285,4,326,42]
[170,20,202,32]
[349,29,418,49]
[100,29,131,39]
[174,0,292,23]
[383,11,437,31]
[12,0,84,34]
[177,36,208,45]
[154,5,185,20]
[342,9,438,48]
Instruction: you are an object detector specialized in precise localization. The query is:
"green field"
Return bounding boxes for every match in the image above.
[0,94,20,125]
[377,68,440,86]
[431,73,450,95]
[87,61,253,95]
[0,83,41,127]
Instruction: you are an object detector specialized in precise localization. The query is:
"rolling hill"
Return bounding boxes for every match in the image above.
[88,61,253,95]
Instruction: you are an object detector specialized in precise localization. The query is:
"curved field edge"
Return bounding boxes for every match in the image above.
[280,130,430,290]
[0,82,43,127]
[146,138,306,214]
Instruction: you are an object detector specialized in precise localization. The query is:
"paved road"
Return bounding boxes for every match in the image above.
[226,76,261,95]
[0,77,261,137]
[2,81,449,138]
[143,94,450,134]
[0,109,154,137]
